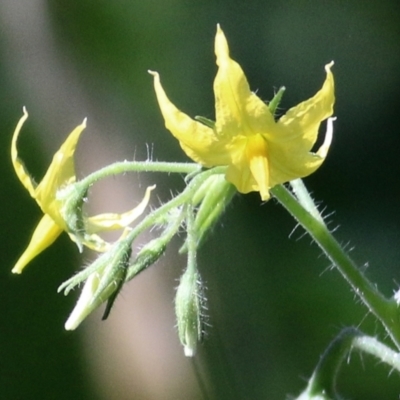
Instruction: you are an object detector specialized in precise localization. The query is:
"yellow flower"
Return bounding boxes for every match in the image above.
[11,108,153,274]
[149,25,335,200]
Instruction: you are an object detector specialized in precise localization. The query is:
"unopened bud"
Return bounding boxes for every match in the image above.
[175,267,204,357]
[181,174,235,253]
[64,238,131,330]
[127,208,184,281]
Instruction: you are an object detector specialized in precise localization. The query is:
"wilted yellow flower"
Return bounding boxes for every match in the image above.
[11,108,153,273]
[149,25,335,200]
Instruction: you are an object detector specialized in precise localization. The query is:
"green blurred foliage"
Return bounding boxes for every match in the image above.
[1,0,400,399]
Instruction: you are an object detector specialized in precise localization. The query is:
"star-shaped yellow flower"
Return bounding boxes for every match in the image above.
[11,108,153,274]
[149,25,335,201]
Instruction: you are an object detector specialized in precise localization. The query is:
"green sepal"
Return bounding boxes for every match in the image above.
[268,86,286,115]
[195,115,216,129]
[57,182,88,252]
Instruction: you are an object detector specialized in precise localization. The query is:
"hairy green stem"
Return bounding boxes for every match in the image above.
[271,184,400,349]
[79,160,201,188]
[122,166,227,279]
[352,334,400,371]
[296,328,400,399]
[298,328,358,399]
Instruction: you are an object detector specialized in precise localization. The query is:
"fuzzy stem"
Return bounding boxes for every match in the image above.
[271,184,400,349]
[352,335,400,371]
[122,166,227,280]
[78,161,201,188]
[296,328,400,400]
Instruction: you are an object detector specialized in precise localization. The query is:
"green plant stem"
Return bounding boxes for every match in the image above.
[289,179,325,225]
[352,334,400,371]
[298,328,359,399]
[271,184,400,349]
[297,328,400,399]
[79,161,201,188]
[185,202,198,276]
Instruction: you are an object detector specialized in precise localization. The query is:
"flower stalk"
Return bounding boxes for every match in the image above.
[296,328,400,400]
[271,183,400,349]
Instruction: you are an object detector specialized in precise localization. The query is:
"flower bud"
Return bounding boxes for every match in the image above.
[180,174,235,253]
[175,266,204,357]
[126,208,184,281]
[126,238,166,281]
[64,238,131,330]
[194,175,235,244]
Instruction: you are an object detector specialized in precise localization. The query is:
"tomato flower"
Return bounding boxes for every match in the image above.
[11,108,153,273]
[149,25,335,200]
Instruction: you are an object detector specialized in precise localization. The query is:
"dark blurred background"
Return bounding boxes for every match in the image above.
[1,1,400,399]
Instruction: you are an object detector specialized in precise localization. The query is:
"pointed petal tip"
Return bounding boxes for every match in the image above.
[325,61,334,71]
[216,24,225,37]
[11,252,32,275]
[148,71,160,85]
[214,24,229,62]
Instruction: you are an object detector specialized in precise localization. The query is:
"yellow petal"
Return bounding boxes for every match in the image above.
[267,115,335,187]
[35,119,87,210]
[86,185,155,233]
[276,62,335,151]
[12,213,63,274]
[214,25,275,138]
[11,108,36,198]
[149,70,230,166]
[68,231,110,253]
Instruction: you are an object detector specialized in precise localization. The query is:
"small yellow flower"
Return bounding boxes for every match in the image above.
[11,108,153,273]
[149,25,335,200]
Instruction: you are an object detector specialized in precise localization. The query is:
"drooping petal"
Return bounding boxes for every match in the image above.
[149,71,230,166]
[11,108,36,198]
[12,213,63,274]
[35,119,87,210]
[68,231,110,253]
[275,62,335,151]
[214,25,275,138]
[86,185,155,233]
